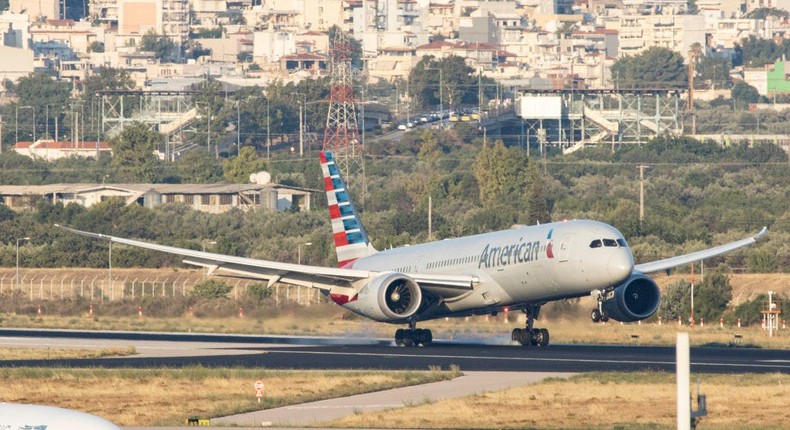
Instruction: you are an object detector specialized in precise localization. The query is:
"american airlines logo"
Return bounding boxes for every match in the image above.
[478,229,557,269]
[478,239,543,269]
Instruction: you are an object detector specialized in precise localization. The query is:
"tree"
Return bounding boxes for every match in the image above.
[140,30,178,62]
[694,271,732,322]
[474,140,528,204]
[735,35,782,67]
[731,82,762,108]
[176,151,223,183]
[88,41,105,53]
[658,279,691,322]
[417,130,442,168]
[745,7,789,20]
[15,73,71,140]
[696,55,731,89]
[191,279,232,298]
[611,47,686,89]
[109,122,163,182]
[222,147,268,183]
[408,55,476,111]
[525,161,550,224]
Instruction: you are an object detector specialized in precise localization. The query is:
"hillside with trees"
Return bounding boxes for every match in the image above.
[0,130,787,276]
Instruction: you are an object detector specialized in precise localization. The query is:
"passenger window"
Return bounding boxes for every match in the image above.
[617,238,628,247]
[603,239,617,247]
[589,239,602,248]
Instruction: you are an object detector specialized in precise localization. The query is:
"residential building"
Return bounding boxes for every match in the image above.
[609,14,706,57]
[0,183,314,213]
[13,140,112,161]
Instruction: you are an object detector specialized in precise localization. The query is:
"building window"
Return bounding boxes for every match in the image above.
[201,195,211,205]
[184,194,194,204]
[219,194,232,205]
[165,195,176,203]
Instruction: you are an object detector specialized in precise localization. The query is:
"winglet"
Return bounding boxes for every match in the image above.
[755,226,768,240]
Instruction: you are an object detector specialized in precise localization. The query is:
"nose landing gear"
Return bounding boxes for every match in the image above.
[590,289,612,323]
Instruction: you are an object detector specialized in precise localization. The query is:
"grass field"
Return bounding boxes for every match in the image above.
[329,372,790,430]
[0,346,136,360]
[3,367,786,429]
[0,367,455,426]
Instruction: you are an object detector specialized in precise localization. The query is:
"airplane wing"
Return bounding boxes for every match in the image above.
[634,227,768,275]
[55,225,476,293]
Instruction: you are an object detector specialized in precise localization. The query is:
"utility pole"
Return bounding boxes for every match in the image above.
[0,115,3,154]
[688,49,698,136]
[298,98,304,157]
[638,165,650,227]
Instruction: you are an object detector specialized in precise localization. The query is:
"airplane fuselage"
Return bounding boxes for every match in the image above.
[348,219,634,319]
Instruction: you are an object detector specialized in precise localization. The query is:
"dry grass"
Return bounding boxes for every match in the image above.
[329,372,790,429]
[0,346,136,360]
[0,367,454,426]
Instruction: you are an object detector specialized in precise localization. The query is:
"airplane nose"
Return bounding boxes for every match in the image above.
[608,250,634,283]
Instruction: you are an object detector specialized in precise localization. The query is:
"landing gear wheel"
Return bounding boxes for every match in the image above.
[415,329,432,346]
[535,328,550,347]
[591,308,602,323]
[395,327,432,347]
[395,329,405,346]
[402,330,415,347]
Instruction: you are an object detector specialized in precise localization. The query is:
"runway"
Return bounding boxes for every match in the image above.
[2,328,789,374]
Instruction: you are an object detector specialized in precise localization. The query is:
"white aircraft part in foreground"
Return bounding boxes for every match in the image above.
[58,151,768,347]
[0,403,121,430]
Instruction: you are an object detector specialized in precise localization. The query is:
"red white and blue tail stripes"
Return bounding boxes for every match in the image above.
[319,151,377,268]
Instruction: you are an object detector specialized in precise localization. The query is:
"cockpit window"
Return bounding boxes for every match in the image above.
[603,239,618,247]
[589,239,602,248]
[617,238,628,247]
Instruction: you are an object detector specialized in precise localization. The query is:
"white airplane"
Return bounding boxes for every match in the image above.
[0,403,122,430]
[58,151,767,347]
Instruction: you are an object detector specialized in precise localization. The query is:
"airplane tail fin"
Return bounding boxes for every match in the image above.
[319,151,377,268]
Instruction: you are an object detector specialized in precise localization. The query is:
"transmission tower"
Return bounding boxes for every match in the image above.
[322,30,364,188]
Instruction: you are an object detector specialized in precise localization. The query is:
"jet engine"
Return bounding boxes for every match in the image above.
[344,272,423,323]
[601,274,661,322]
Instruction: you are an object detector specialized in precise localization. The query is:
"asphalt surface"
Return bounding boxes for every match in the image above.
[1,328,789,374]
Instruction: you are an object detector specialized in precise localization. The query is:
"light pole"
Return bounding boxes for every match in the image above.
[16,237,30,289]
[298,99,304,157]
[266,97,271,161]
[297,242,312,265]
[196,102,211,156]
[235,100,241,157]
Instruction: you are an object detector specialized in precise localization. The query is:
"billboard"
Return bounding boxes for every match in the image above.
[519,96,563,120]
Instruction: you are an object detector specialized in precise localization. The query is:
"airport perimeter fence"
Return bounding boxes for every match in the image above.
[0,271,324,306]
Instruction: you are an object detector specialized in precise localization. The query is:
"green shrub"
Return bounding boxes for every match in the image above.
[247,283,272,300]
[191,279,232,299]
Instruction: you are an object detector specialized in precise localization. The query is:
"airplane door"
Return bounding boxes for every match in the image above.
[558,235,574,262]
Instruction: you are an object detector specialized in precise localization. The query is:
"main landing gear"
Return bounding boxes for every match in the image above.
[395,320,433,347]
[511,305,550,347]
[590,289,611,323]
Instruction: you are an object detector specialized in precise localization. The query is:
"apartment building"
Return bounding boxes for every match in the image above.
[610,14,706,56]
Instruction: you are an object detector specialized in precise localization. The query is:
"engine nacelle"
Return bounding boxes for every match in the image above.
[601,274,661,322]
[344,272,423,323]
